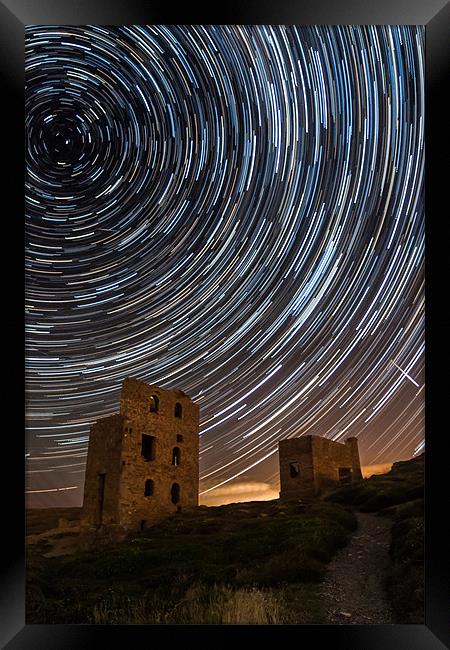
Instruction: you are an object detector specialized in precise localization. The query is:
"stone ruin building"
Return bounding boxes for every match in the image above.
[81,376,363,531]
[81,377,199,531]
[278,435,363,498]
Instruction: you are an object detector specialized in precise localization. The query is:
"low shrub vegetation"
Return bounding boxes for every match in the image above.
[27,498,355,624]
[26,456,423,624]
[385,500,424,623]
[325,454,424,623]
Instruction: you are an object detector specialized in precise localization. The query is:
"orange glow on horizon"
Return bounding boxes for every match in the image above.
[199,463,393,506]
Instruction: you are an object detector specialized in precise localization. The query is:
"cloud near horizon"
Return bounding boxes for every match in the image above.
[199,481,280,506]
[362,463,392,477]
[199,464,393,506]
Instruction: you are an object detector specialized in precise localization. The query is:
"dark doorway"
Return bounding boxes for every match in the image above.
[97,473,106,526]
[140,520,146,531]
[339,467,352,483]
[171,483,180,504]
[142,434,156,461]
[289,462,300,478]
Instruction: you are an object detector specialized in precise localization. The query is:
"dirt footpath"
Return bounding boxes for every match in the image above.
[321,511,394,624]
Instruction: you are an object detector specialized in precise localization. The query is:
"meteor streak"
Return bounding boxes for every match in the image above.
[391,361,420,388]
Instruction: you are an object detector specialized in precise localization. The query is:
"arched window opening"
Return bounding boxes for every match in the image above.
[171,483,180,504]
[149,394,159,413]
[172,447,181,466]
[289,462,300,479]
[174,402,182,419]
[144,479,154,496]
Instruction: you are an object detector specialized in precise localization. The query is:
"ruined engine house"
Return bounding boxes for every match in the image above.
[279,435,363,497]
[82,377,199,531]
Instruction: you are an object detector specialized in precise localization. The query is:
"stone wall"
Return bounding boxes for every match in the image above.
[81,414,124,526]
[118,378,200,529]
[279,437,315,498]
[345,437,363,480]
[279,434,363,497]
[81,378,200,531]
[310,436,356,490]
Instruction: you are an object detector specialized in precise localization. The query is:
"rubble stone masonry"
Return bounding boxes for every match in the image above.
[279,434,362,497]
[82,377,199,531]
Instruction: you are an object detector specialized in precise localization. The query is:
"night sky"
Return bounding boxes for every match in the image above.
[25,25,424,507]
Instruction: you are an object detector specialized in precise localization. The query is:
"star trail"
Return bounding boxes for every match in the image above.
[25,25,424,505]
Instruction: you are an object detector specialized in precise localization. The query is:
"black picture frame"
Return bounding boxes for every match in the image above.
[3,0,449,647]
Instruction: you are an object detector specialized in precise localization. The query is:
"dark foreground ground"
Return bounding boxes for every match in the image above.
[325,453,424,624]
[26,454,423,624]
[320,511,394,624]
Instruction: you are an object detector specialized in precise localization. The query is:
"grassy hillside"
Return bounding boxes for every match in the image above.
[324,453,424,511]
[384,498,424,623]
[27,499,356,624]
[26,454,424,624]
[26,507,81,536]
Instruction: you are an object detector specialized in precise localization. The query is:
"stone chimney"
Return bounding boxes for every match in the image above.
[345,437,363,480]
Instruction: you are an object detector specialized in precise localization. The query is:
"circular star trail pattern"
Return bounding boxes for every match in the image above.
[25,25,424,502]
